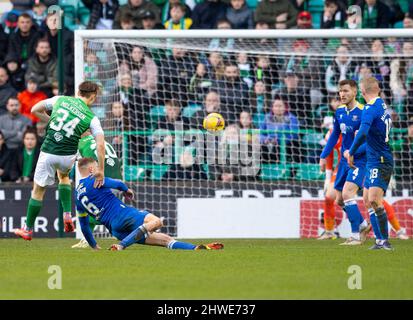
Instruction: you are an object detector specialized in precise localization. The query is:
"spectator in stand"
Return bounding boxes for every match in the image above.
[0,67,18,115]
[189,62,214,103]
[284,39,324,107]
[272,70,313,127]
[3,11,19,35]
[260,97,300,163]
[113,0,161,29]
[0,25,8,65]
[190,91,222,128]
[295,11,312,29]
[0,97,31,151]
[3,53,25,92]
[158,47,194,104]
[364,39,391,100]
[11,128,41,183]
[103,101,128,158]
[164,3,192,29]
[29,1,48,27]
[390,41,413,123]
[325,45,359,95]
[225,0,254,29]
[160,0,192,25]
[214,63,249,124]
[356,0,391,28]
[396,120,413,183]
[321,0,346,29]
[237,52,253,88]
[250,80,270,127]
[84,52,102,83]
[88,0,119,30]
[119,12,136,29]
[404,5,413,28]
[253,55,278,92]
[290,0,306,11]
[130,46,158,98]
[17,78,47,125]
[36,120,47,143]
[140,9,165,29]
[206,51,225,81]
[0,130,14,182]
[208,19,235,52]
[8,13,41,67]
[254,0,298,29]
[191,0,227,29]
[65,40,75,96]
[25,39,57,97]
[117,72,149,163]
[42,13,74,59]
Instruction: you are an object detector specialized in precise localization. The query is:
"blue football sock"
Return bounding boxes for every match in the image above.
[344,199,364,233]
[369,209,383,240]
[119,225,147,248]
[375,207,389,240]
[167,240,196,250]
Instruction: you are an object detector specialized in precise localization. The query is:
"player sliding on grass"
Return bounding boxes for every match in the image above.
[320,79,371,245]
[76,157,224,251]
[71,133,122,248]
[14,81,106,241]
[347,77,396,250]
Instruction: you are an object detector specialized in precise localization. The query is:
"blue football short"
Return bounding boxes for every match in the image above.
[110,207,149,244]
[364,163,393,192]
[334,160,366,191]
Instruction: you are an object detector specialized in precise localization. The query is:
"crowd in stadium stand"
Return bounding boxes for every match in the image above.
[0,0,413,183]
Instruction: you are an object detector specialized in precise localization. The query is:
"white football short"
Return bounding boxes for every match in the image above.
[34,151,77,187]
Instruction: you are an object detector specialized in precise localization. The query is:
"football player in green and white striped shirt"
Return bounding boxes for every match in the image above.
[14,81,106,241]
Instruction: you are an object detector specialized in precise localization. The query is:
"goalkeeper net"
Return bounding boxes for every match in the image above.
[75,29,413,239]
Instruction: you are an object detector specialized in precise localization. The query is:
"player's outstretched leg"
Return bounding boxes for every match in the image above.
[144,233,224,251]
[58,170,74,233]
[14,182,46,241]
[318,182,338,240]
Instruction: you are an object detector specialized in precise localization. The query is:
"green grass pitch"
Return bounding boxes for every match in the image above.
[0,238,412,299]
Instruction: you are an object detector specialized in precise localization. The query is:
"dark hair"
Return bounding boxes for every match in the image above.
[18,13,32,21]
[78,157,96,168]
[216,18,232,28]
[339,79,357,89]
[36,38,50,49]
[171,3,186,13]
[7,96,19,104]
[23,128,38,141]
[120,12,133,23]
[165,99,181,108]
[78,81,100,98]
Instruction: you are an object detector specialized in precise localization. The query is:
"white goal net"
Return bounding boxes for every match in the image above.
[75,29,413,239]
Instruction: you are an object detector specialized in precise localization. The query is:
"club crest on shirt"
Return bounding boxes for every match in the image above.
[340,123,347,134]
[352,115,358,121]
[54,132,63,142]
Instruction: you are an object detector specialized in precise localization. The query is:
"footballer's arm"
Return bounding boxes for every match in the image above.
[31,96,61,123]
[78,212,100,250]
[90,117,105,188]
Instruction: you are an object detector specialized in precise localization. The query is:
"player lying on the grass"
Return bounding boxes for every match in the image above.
[71,133,123,248]
[14,81,106,241]
[76,157,224,251]
[320,80,371,245]
[347,77,396,250]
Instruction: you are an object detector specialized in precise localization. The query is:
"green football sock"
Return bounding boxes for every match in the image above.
[58,184,72,213]
[26,198,43,229]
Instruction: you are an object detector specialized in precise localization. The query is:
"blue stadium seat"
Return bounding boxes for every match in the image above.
[246,0,259,9]
[118,0,128,5]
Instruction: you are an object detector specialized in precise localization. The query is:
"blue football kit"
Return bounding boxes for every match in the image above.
[320,101,366,191]
[349,97,394,192]
[75,176,149,248]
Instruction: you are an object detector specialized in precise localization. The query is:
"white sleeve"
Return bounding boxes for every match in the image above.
[44,96,62,111]
[90,116,104,137]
